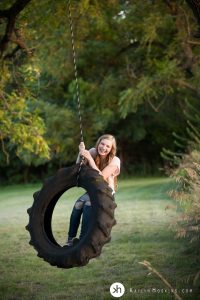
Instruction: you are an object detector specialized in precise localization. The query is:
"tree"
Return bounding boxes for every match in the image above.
[1,0,200,182]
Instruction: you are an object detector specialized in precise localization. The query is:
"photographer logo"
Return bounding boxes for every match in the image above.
[110,282,125,298]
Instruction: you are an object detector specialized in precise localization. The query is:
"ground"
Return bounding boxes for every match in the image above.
[0,177,199,300]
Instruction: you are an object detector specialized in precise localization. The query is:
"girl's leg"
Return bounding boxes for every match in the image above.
[79,199,92,239]
[67,199,84,242]
[67,193,90,244]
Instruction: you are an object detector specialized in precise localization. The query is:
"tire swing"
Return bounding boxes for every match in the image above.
[26,164,117,268]
[26,1,117,269]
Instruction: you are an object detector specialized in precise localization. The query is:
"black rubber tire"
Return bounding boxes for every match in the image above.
[26,164,117,269]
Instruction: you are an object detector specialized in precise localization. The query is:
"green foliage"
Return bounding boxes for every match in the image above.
[1,0,200,182]
[169,150,200,244]
[40,101,76,164]
[162,98,200,166]
[119,58,183,118]
[0,90,50,164]
[166,99,200,245]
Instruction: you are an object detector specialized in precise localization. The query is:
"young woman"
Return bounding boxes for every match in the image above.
[66,134,120,246]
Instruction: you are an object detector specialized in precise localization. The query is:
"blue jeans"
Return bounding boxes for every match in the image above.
[68,193,92,240]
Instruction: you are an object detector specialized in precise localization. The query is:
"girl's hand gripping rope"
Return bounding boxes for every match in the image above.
[79,142,85,164]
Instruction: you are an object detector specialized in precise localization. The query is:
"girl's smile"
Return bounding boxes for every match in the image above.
[98,139,112,156]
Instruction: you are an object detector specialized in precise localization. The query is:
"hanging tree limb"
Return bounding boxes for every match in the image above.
[0,0,32,58]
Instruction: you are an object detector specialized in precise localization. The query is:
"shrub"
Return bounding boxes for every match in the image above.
[169,150,200,243]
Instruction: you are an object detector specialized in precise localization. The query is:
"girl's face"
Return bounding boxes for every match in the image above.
[97,138,112,157]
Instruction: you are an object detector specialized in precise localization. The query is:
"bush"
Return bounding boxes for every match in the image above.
[169,150,200,244]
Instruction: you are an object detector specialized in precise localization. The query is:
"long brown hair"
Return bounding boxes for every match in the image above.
[94,134,118,189]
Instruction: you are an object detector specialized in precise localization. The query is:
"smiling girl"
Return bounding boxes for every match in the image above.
[66,134,120,246]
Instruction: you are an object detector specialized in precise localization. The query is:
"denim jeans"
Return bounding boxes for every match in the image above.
[68,193,92,240]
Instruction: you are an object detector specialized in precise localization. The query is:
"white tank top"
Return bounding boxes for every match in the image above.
[89,148,120,192]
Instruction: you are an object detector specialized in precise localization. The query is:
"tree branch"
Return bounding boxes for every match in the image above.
[174,79,200,97]
[3,45,21,60]
[147,98,166,112]
[187,39,200,45]
[163,0,178,15]
[185,0,200,37]
[0,0,32,57]
[9,27,33,56]
[164,0,200,38]
[0,133,10,165]
[8,0,32,16]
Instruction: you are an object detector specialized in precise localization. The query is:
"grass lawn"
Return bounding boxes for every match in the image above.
[0,177,199,300]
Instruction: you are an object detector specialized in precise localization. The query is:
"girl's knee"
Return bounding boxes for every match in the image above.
[79,193,90,202]
[74,200,84,210]
[85,200,91,206]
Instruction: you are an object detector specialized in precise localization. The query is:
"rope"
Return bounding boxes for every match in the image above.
[67,0,84,143]
[67,0,85,185]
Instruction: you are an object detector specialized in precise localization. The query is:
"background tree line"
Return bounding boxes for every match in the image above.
[1,0,200,184]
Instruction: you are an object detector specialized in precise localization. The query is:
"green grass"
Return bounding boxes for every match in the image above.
[0,178,199,300]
